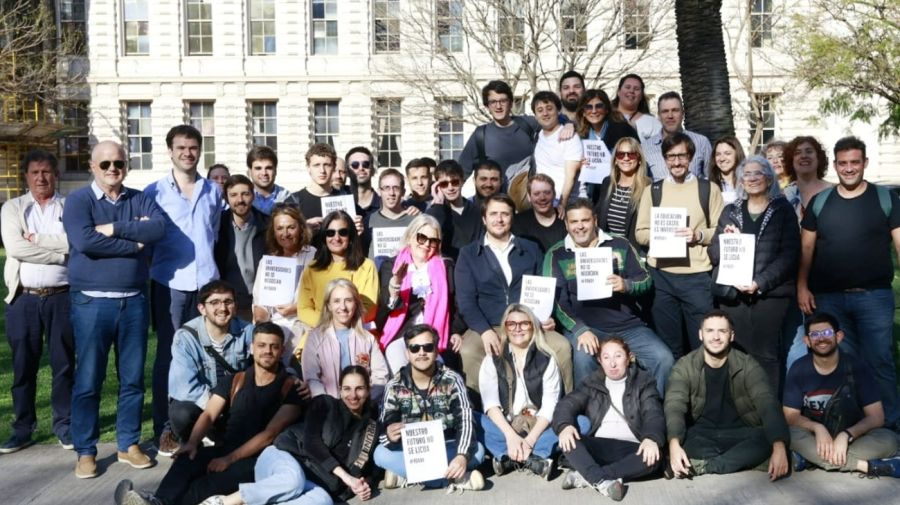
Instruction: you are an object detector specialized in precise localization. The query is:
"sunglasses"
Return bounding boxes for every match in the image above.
[98,160,126,171]
[615,151,638,160]
[407,343,436,353]
[415,233,441,248]
[350,161,371,170]
[437,179,461,188]
[808,328,836,341]
[325,228,350,238]
[582,103,607,112]
[505,320,533,330]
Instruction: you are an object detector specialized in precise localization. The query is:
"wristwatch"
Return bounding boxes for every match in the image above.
[842,429,854,443]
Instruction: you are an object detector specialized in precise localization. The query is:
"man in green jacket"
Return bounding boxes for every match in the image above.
[664,310,789,480]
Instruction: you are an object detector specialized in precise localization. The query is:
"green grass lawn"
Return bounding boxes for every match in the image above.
[0,248,898,445]
[0,249,157,445]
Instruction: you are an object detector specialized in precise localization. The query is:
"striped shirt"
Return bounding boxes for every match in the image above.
[607,184,633,236]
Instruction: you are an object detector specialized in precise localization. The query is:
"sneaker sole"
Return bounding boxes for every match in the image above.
[0,440,34,454]
[75,468,98,479]
[156,448,176,458]
[118,456,154,469]
[122,490,150,505]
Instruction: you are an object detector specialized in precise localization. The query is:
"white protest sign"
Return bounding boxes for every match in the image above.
[576,247,613,301]
[402,420,447,483]
[579,139,611,184]
[716,233,755,287]
[648,207,688,258]
[256,255,301,306]
[519,275,556,321]
[372,227,407,257]
[321,194,357,218]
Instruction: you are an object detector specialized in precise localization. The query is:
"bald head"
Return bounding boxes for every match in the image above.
[90,140,129,191]
[91,140,126,161]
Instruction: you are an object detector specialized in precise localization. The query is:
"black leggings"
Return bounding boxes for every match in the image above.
[565,437,661,484]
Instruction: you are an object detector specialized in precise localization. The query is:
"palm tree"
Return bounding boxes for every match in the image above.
[674,0,735,141]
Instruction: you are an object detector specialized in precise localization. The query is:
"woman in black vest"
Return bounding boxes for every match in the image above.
[199,366,378,505]
[477,304,562,480]
[551,338,664,501]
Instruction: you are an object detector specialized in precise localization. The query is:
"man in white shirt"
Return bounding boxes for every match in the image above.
[532,91,583,212]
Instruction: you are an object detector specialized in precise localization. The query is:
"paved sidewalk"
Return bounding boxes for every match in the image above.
[1,443,900,504]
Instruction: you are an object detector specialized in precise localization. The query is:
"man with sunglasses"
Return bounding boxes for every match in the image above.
[63,141,167,478]
[783,312,900,477]
[641,92,712,181]
[144,124,225,449]
[346,146,380,223]
[376,324,485,491]
[426,160,483,260]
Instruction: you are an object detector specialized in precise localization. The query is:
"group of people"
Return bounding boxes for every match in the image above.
[3,70,900,505]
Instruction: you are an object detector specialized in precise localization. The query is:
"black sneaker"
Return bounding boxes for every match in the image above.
[492,455,517,476]
[792,450,808,472]
[526,455,554,480]
[114,480,133,505]
[0,433,34,454]
[867,457,900,478]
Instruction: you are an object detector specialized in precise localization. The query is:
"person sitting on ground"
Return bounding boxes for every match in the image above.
[479,304,562,480]
[375,324,486,491]
[302,279,388,399]
[115,322,305,505]
[552,337,664,501]
[783,312,900,477]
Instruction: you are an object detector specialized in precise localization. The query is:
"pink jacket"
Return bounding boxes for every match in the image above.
[301,325,389,398]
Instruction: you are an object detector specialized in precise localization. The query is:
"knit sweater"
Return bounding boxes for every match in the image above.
[297,258,379,326]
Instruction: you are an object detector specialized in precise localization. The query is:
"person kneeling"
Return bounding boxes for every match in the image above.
[552,337,664,501]
[375,324,486,491]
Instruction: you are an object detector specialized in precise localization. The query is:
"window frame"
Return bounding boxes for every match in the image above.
[249,100,278,151]
[249,0,277,55]
[311,100,340,147]
[122,0,150,56]
[185,0,214,56]
[125,101,153,170]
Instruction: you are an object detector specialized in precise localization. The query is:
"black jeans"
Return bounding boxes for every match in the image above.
[682,424,769,474]
[565,437,661,483]
[154,446,256,505]
[649,269,713,359]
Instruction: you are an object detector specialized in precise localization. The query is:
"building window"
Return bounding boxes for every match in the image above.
[436,0,463,52]
[58,0,87,55]
[560,0,586,51]
[186,0,213,55]
[497,1,524,52]
[749,94,776,147]
[249,0,276,55]
[125,102,152,169]
[374,99,402,169]
[750,0,772,48]
[437,100,464,161]
[188,102,215,167]
[123,0,149,55]
[60,102,90,172]
[311,100,340,146]
[249,101,277,151]
[312,0,338,55]
[623,0,650,50]
[373,0,400,53]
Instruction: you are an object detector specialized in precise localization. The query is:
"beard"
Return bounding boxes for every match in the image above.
[703,344,731,360]
[810,343,838,358]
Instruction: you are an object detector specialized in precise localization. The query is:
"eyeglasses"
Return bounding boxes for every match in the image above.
[487,98,510,107]
[380,185,402,194]
[808,328,836,341]
[205,299,235,308]
[582,103,607,112]
[325,228,350,238]
[741,171,766,180]
[98,160,126,171]
[665,152,691,162]
[350,161,371,170]
[407,343,436,353]
[505,320,533,330]
[415,233,441,248]
[437,179,461,188]
[615,151,638,160]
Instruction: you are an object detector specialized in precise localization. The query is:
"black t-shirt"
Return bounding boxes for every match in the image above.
[212,366,302,450]
[696,363,746,429]
[783,353,880,423]
[511,209,567,253]
[286,188,345,220]
[801,184,900,292]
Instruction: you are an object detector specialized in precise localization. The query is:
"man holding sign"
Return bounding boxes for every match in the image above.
[365,169,417,260]
[375,325,485,491]
[545,199,673,393]
[285,143,363,234]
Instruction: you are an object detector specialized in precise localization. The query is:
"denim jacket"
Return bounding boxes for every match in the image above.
[168,315,253,409]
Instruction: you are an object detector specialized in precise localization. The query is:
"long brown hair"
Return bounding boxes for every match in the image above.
[265,205,311,256]
[575,89,625,139]
[708,136,746,189]
[605,137,650,211]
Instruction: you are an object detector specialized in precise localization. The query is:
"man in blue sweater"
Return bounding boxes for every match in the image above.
[63,140,166,479]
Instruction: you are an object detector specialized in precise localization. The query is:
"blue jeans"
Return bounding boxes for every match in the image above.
[815,289,900,424]
[374,440,485,487]
[566,325,674,396]
[477,411,558,459]
[239,446,333,505]
[70,291,148,456]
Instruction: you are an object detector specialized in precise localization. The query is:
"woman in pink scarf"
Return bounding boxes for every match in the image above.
[376,215,466,373]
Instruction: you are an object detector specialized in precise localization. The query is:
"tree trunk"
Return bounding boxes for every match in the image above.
[675,0,734,141]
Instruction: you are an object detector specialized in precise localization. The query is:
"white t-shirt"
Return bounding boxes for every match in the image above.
[533,126,583,200]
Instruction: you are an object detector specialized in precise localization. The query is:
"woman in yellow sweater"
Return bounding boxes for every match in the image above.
[297,210,379,327]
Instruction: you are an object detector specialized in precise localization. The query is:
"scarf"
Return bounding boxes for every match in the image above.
[379,246,450,352]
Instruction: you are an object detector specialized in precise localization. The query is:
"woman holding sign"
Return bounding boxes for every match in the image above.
[376,215,466,373]
[298,210,379,328]
[576,89,639,206]
[551,337,664,500]
[478,304,562,480]
[708,156,799,393]
[252,205,316,363]
[202,366,380,505]
[593,137,651,252]
[302,279,389,400]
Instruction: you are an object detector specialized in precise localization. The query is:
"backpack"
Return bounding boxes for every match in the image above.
[810,184,893,218]
[650,178,712,227]
[228,370,296,406]
[473,115,538,169]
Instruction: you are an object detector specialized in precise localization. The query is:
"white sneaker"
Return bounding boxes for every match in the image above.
[447,469,484,493]
[594,478,625,501]
[383,470,408,489]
